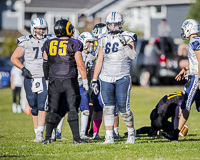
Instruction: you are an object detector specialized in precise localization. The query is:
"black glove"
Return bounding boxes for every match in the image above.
[118,34,127,46]
[90,79,99,95]
[22,67,32,79]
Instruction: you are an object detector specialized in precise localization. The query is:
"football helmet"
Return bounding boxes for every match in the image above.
[31,17,48,40]
[105,12,124,34]
[71,28,80,39]
[54,19,74,37]
[181,19,200,39]
[78,32,95,53]
[92,23,106,38]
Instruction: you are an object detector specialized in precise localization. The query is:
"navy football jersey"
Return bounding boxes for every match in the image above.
[43,38,83,83]
[156,92,184,118]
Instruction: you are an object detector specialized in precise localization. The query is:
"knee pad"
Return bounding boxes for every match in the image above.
[120,110,134,126]
[103,106,115,126]
[46,112,61,124]
[67,111,78,122]
[31,107,38,116]
[82,110,89,116]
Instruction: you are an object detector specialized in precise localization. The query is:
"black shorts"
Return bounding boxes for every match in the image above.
[48,78,81,114]
[145,65,157,75]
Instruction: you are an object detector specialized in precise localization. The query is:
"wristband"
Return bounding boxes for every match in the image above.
[184,67,187,71]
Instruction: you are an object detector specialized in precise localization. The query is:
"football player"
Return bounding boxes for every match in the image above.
[90,23,120,140]
[11,17,54,142]
[125,90,185,137]
[162,19,200,141]
[78,31,96,139]
[42,19,88,144]
[91,12,138,144]
[52,27,81,140]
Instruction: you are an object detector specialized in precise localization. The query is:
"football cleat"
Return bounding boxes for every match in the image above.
[73,138,88,144]
[113,132,120,139]
[80,134,90,140]
[12,103,17,113]
[162,131,178,141]
[41,139,52,145]
[92,133,100,140]
[103,135,114,144]
[56,131,62,139]
[34,134,43,143]
[125,132,136,144]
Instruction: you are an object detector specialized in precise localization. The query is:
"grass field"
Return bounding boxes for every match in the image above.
[1,86,200,160]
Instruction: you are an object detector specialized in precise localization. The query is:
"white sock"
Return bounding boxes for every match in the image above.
[34,128,37,136]
[80,112,89,135]
[114,127,119,134]
[37,126,45,134]
[106,130,113,137]
[57,117,65,133]
[127,127,134,135]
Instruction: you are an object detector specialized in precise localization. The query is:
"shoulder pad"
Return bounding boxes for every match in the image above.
[46,34,56,39]
[191,37,200,50]
[122,31,137,43]
[17,35,32,45]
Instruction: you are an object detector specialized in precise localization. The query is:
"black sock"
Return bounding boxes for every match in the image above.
[174,129,180,134]
[45,122,55,140]
[68,120,80,140]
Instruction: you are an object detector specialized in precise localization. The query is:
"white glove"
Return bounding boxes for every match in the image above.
[91,79,99,95]
[82,79,89,95]
[118,34,127,46]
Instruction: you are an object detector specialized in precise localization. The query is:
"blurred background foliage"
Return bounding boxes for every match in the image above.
[1,29,22,57]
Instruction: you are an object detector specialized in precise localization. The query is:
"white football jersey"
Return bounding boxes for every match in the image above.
[188,36,200,75]
[17,34,56,78]
[98,30,137,82]
[78,52,96,86]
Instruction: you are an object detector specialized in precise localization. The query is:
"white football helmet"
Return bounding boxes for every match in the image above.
[78,32,95,53]
[181,19,200,39]
[31,17,48,40]
[105,12,124,34]
[92,23,106,38]
[71,28,80,39]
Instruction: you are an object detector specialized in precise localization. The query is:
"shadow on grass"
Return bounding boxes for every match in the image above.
[0,155,25,157]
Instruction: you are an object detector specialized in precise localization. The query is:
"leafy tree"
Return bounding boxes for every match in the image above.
[187,0,200,22]
[0,30,22,57]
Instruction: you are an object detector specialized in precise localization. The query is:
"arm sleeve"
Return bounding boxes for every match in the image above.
[43,60,49,80]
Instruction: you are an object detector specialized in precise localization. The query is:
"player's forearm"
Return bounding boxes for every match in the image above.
[93,59,103,79]
[78,65,87,80]
[124,46,137,60]
[10,56,24,70]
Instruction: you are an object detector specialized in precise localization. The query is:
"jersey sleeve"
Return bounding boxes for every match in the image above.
[191,38,200,50]
[43,40,50,55]
[73,39,83,52]
[17,35,31,51]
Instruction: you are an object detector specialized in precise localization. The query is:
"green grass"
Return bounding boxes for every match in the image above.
[1,86,200,160]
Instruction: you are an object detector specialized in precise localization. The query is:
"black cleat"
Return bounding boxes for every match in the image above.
[41,139,52,145]
[73,138,88,144]
[162,131,178,141]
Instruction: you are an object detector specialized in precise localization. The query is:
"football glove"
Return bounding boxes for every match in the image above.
[91,79,99,95]
[82,79,89,95]
[118,34,127,46]
[22,67,32,79]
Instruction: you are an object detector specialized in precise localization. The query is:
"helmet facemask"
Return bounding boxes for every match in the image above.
[107,22,123,34]
[33,27,48,40]
[84,40,94,53]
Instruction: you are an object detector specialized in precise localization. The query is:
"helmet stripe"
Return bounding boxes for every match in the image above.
[112,12,116,21]
[39,17,43,25]
[66,21,72,36]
